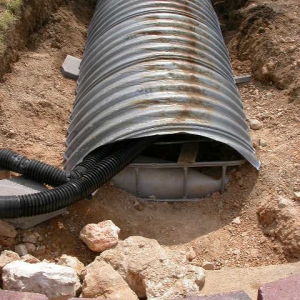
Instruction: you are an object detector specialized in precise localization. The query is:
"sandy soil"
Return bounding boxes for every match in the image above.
[203,261,300,298]
[0,0,299,273]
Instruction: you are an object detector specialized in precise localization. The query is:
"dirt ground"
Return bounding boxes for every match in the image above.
[0,0,299,275]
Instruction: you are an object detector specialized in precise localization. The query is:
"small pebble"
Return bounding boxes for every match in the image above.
[249,119,263,130]
[259,139,267,147]
[202,261,215,270]
[35,245,46,255]
[232,217,241,225]
[294,192,300,201]
[186,247,196,261]
[21,254,40,263]
[23,232,40,244]
[232,249,240,255]
[15,244,28,256]
[133,200,145,211]
[25,243,36,254]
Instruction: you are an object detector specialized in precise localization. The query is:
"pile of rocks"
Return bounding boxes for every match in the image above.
[0,219,206,300]
[0,219,46,256]
[1,218,300,300]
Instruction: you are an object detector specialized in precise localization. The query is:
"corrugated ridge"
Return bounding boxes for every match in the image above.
[64,0,260,170]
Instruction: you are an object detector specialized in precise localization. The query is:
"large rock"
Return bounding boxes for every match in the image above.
[81,259,138,299]
[80,220,120,252]
[58,254,85,277]
[2,261,80,298]
[99,236,205,300]
[0,220,17,238]
[0,250,20,273]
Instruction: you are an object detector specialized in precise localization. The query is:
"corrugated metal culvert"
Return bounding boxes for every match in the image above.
[64,0,260,171]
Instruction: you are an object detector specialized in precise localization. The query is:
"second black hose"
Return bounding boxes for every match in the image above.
[0,137,156,218]
[0,146,110,186]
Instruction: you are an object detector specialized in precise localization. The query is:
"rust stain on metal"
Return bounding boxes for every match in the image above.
[64,0,260,171]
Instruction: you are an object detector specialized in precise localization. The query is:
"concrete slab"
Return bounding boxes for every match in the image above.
[257,274,300,300]
[201,262,300,300]
[234,75,252,85]
[0,176,66,229]
[60,55,252,86]
[61,55,81,80]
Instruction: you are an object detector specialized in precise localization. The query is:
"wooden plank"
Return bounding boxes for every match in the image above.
[178,143,199,164]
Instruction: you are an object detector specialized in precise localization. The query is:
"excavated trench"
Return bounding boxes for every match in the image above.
[0,0,299,284]
[0,0,65,79]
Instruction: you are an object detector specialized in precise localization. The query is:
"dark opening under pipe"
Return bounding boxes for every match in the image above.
[0,137,155,219]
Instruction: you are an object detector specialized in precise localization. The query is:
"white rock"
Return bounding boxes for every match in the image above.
[202,261,215,270]
[15,244,28,256]
[58,254,84,277]
[0,250,20,273]
[294,192,300,201]
[99,236,205,300]
[0,220,17,238]
[249,119,263,130]
[2,261,80,298]
[81,259,138,299]
[232,217,241,225]
[80,220,120,252]
[278,196,293,208]
[142,259,205,300]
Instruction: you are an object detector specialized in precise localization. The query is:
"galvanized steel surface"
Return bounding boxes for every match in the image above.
[64,0,260,170]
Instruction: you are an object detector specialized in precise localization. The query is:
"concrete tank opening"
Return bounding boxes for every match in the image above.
[110,133,246,200]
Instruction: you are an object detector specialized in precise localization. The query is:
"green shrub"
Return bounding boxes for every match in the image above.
[0,34,5,54]
[5,0,22,13]
[0,10,17,31]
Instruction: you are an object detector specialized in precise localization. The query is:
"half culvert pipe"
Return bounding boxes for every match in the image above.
[0,0,259,217]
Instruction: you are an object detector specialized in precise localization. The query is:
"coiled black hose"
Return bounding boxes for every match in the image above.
[0,137,155,218]
[0,146,110,186]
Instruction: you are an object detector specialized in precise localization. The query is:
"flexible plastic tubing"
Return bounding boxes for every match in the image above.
[0,137,155,218]
[0,146,111,186]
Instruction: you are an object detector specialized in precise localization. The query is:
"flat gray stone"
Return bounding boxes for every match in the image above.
[61,55,81,80]
[234,75,252,85]
[177,291,251,299]
[0,290,48,300]
[0,176,65,229]
[258,274,300,300]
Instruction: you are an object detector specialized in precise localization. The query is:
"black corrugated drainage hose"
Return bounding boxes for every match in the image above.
[0,137,155,218]
[0,146,111,186]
